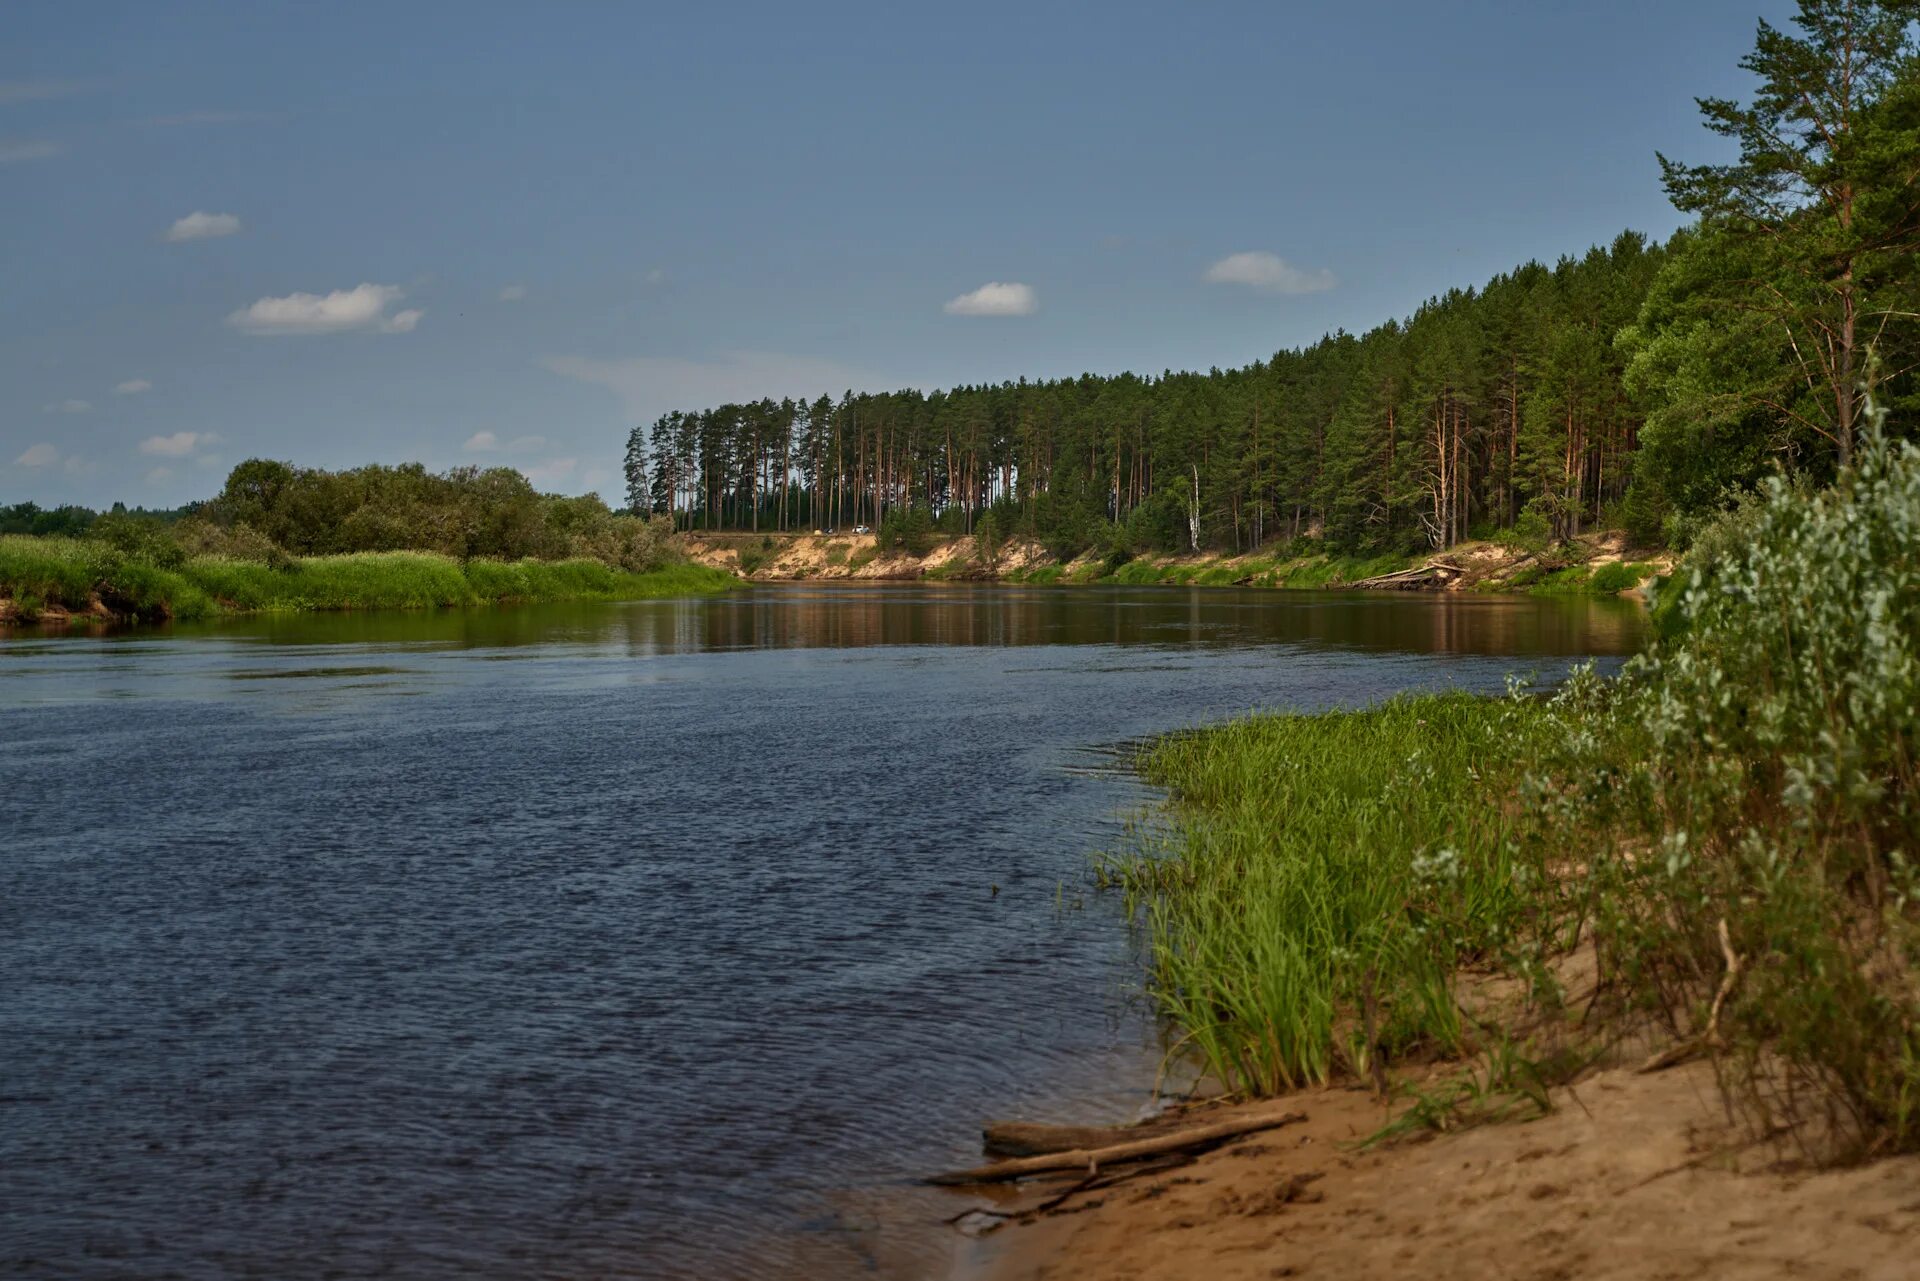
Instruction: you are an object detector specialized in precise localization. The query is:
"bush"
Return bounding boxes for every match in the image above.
[1587,561,1646,594]
[1503,502,1555,560]
[877,505,936,557]
[1548,416,1920,1152]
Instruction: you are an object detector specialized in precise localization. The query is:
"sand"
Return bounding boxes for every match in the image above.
[957,1056,1920,1281]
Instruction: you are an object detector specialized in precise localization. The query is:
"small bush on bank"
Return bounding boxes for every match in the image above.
[1553,419,1920,1152]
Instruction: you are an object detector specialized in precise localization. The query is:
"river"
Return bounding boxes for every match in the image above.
[0,584,1645,1279]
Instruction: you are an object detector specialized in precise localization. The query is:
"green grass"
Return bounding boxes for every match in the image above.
[1105,691,1561,1096]
[1528,561,1653,596]
[1,535,734,621]
[1004,563,1064,585]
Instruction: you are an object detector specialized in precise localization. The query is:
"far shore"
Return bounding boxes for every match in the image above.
[685,528,1672,598]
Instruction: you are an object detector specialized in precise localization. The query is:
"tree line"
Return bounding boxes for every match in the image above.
[623,1,1920,557]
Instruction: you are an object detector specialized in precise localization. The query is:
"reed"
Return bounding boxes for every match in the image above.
[1108,690,1562,1096]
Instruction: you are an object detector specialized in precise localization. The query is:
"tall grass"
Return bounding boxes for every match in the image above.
[1109,691,1562,1095]
[0,537,734,620]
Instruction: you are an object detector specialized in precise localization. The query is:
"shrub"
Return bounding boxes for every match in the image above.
[877,505,936,557]
[1503,502,1555,559]
[1587,561,1646,594]
[1547,416,1920,1152]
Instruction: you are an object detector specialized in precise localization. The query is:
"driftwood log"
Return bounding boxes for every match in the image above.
[926,1111,1306,1186]
[982,1118,1186,1157]
[1351,561,1465,591]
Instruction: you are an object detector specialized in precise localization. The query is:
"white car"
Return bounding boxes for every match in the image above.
[853,524,872,535]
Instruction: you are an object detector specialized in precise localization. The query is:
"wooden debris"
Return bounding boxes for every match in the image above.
[926,1111,1306,1186]
[983,1119,1185,1158]
[1351,561,1465,591]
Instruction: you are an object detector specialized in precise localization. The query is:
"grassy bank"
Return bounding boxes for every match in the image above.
[1109,691,1557,1095]
[1000,549,1419,590]
[1109,419,1920,1155]
[0,535,735,622]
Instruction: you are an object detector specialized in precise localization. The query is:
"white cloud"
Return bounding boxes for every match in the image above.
[499,284,527,302]
[523,458,579,486]
[115,378,153,395]
[463,430,545,454]
[644,268,667,286]
[44,399,91,414]
[163,211,242,242]
[542,350,896,426]
[0,140,63,164]
[14,443,59,468]
[227,283,421,335]
[144,466,175,486]
[1202,251,1337,294]
[139,430,218,457]
[943,281,1038,316]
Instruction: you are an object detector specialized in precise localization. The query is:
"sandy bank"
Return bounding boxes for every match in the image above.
[687,530,1673,595]
[957,1053,1920,1280]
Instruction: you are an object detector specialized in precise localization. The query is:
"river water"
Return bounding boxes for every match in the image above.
[0,584,1645,1279]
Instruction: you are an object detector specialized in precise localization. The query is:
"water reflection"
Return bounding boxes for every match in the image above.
[134,583,1647,659]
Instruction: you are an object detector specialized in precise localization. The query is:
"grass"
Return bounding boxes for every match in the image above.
[1528,561,1654,596]
[1103,690,1561,1096]
[1105,416,1920,1158]
[1022,549,1418,591]
[0,535,735,621]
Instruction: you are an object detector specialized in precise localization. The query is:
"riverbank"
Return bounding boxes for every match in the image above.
[965,1055,1920,1280]
[946,433,1920,1278]
[0,535,735,625]
[685,529,1671,596]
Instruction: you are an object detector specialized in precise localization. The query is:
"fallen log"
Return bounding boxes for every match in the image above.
[983,1118,1185,1157]
[1351,561,1464,591]
[926,1110,1306,1186]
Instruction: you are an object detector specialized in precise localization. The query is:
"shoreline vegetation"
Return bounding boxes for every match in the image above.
[0,461,737,626]
[965,419,1920,1274]
[685,526,1668,597]
[0,536,734,625]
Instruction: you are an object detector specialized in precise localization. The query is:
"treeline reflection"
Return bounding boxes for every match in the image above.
[195,585,1648,658]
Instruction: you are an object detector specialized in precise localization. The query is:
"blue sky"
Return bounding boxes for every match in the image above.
[4,0,1782,509]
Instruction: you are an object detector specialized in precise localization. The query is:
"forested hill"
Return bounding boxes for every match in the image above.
[624,3,1920,562]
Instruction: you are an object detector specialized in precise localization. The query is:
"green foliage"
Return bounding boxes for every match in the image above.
[1107,692,1560,1095]
[877,504,936,556]
[1587,561,1648,594]
[1546,417,1920,1152]
[202,459,683,569]
[1118,412,1920,1155]
[1626,2,1920,514]
[1503,502,1555,559]
[1526,564,1655,596]
[0,501,100,538]
[0,534,732,621]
